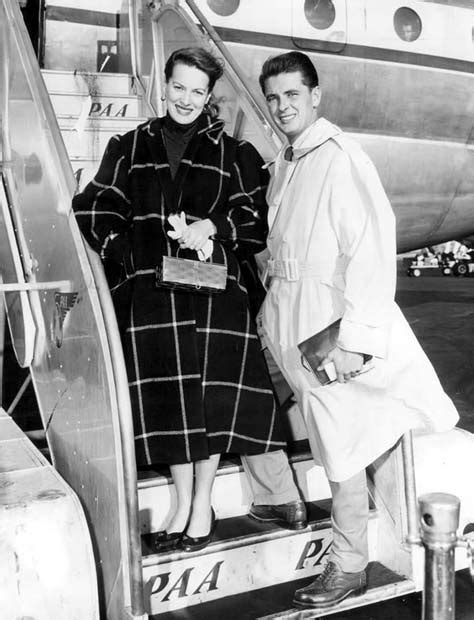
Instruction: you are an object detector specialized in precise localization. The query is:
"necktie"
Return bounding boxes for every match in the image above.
[284,146,294,162]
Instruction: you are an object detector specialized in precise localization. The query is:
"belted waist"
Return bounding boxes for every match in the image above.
[267,258,345,281]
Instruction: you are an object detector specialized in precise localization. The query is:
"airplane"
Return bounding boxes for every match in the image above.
[0,0,473,619]
[29,0,474,253]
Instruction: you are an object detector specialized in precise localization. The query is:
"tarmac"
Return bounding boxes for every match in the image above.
[396,263,474,435]
[333,262,474,620]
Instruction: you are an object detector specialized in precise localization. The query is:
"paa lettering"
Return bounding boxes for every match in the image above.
[295,536,332,570]
[89,102,128,117]
[149,560,224,602]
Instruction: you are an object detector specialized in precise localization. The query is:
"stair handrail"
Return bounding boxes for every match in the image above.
[86,247,146,618]
[128,0,159,117]
[183,0,282,145]
[401,431,421,545]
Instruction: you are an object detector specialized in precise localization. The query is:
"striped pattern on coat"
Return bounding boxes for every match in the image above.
[73,114,286,465]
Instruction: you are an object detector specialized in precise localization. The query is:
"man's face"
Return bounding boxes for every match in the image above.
[263,71,321,143]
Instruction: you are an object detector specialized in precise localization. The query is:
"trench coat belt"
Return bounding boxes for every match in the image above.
[267,258,345,281]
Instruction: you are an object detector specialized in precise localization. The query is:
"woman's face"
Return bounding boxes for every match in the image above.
[165,62,211,125]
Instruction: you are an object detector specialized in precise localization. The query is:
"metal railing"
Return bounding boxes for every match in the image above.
[86,248,145,618]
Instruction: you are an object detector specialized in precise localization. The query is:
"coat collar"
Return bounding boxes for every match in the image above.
[141,114,225,147]
[265,117,341,169]
[139,114,225,213]
[266,118,342,213]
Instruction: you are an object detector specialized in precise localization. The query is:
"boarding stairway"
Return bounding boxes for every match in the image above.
[43,70,148,190]
[137,441,417,618]
[2,1,473,619]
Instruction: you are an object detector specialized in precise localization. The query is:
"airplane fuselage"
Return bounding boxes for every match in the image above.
[39,0,474,252]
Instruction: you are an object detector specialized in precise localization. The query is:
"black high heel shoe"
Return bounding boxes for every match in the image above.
[154,529,184,552]
[180,508,217,553]
[155,513,191,552]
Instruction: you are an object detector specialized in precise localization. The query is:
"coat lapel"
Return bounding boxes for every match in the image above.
[141,118,176,213]
[141,115,225,215]
[174,115,225,210]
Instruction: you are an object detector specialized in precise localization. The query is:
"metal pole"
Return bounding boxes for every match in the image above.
[402,432,421,544]
[419,492,460,620]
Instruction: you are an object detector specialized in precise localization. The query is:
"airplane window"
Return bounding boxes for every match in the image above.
[304,0,336,30]
[394,7,422,42]
[207,0,240,17]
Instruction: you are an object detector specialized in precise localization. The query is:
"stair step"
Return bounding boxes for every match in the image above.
[137,450,331,533]
[42,69,135,96]
[141,503,381,615]
[149,562,414,620]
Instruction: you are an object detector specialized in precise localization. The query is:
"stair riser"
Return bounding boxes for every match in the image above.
[138,461,331,533]
[59,124,142,161]
[42,70,134,96]
[142,519,378,614]
[50,94,141,119]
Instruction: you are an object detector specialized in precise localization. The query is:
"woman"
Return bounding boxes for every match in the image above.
[73,47,285,552]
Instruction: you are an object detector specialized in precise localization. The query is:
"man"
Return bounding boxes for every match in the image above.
[258,51,458,608]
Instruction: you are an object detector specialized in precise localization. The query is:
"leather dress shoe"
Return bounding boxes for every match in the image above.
[249,500,307,530]
[154,530,184,552]
[181,508,216,552]
[293,561,367,608]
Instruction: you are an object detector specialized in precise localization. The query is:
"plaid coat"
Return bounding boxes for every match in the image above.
[73,114,285,466]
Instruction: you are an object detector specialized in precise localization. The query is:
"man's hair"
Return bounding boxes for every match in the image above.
[165,47,224,92]
[259,51,319,93]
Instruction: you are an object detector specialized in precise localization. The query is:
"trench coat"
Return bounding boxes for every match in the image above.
[73,114,285,466]
[261,117,458,482]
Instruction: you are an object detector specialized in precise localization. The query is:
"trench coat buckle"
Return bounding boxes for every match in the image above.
[267,258,300,281]
[284,258,300,281]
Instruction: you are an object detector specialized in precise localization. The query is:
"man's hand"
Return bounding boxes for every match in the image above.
[169,218,216,251]
[318,346,364,384]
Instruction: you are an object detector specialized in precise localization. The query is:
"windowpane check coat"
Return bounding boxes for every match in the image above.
[73,114,285,466]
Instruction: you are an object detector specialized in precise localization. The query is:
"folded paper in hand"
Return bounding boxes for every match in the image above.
[297,319,372,386]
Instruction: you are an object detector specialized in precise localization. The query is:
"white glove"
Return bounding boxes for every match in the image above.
[167,212,213,261]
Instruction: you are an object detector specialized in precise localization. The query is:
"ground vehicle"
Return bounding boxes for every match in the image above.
[451,251,474,277]
[406,256,452,277]
[1,1,474,618]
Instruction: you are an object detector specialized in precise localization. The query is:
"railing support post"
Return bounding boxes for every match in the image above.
[419,492,460,620]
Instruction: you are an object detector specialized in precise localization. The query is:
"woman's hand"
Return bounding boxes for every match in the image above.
[318,346,364,384]
[176,219,216,251]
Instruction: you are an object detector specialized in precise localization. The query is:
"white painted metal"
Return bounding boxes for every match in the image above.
[0,408,99,620]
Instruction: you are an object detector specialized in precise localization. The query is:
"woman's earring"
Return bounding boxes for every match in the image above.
[160,95,166,101]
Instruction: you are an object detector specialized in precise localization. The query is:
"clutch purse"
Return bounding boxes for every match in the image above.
[298,319,372,385]
[155,255,227,294]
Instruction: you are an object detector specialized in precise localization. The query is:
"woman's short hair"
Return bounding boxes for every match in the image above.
[259,51,319,93]
[164,47,224,92]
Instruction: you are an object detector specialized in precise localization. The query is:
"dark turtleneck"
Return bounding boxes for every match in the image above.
[162,113,200,179]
